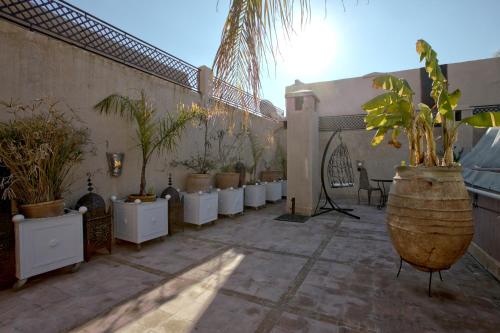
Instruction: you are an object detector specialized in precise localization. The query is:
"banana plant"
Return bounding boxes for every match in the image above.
[95,90,198,196]
[362,39,500,167]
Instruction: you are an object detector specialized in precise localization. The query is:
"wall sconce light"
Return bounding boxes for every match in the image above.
[107,152,124,177]
[356,160,364,171]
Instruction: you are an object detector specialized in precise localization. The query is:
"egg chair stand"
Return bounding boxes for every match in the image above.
[313,129,359,219]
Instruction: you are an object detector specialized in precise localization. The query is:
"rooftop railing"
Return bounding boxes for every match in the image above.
[0,0,285,120]
[0,0,199,90]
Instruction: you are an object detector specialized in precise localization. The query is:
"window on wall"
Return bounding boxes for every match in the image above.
[295,96,304,111]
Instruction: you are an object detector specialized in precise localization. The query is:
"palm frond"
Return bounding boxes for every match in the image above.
[213,0,311,100]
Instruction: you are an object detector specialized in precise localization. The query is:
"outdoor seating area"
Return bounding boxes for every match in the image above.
[1,0,500,332]
[1,202,500,332]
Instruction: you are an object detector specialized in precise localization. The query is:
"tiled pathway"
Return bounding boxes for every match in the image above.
[1,202,499,332]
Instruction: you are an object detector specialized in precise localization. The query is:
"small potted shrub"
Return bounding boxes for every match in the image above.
[244,130,266,208]
[214,129,243,189]
[0,100,89,218]
[0,99,89,286]
[174,104,217,193]
[95,91,196,202]
[361,40,500,273]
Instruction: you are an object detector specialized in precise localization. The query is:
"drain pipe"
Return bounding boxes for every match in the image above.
[291,197,296,215]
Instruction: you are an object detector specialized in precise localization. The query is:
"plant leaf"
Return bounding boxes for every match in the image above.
[461,112,500,127]
[371,128,387,146]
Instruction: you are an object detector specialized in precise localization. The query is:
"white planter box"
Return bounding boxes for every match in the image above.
[182,191,218,226]
[244,184,266,208]
[113,198,168,248]
[265,181,282,202]
[218,187,244,215]
[13,210,84,286]
[282,180,287,198]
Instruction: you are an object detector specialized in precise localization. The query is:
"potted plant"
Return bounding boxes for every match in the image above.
[0,100,89,218]
[244,130,266,208]
[173,104,217,193]
[361,40,500,273]
[0,99,90,287]
[95,90,196,202]
[214,129,244,189]
[276,143,287,197]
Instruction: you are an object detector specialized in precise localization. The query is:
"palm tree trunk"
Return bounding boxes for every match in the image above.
[140,156,147,195]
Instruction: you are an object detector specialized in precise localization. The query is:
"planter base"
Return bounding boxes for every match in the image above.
[113,199,168,249]
[13,210,84,286]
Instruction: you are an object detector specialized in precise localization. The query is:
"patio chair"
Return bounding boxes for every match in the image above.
[357,167,381,205]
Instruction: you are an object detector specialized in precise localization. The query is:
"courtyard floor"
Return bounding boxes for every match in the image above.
[1,201,500,332]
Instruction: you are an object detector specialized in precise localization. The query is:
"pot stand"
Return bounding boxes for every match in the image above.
[182,191,218,227]
[218,188,244,216]
[265,181,282,202]
[396,257,445,297]
[12,209,85,288]
[244,184,266,209]
[113,198,169,250]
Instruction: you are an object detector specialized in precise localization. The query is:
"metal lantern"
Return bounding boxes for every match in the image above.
[161,174,184,234]
[76,174,112,261]
[106,152,124,177]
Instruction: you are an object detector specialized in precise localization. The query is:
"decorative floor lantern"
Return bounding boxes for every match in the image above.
[76,174,112,261]
[161,174,184,234]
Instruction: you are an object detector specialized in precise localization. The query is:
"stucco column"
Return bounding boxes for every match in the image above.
[198,65,213,108]
[285,90,320,216]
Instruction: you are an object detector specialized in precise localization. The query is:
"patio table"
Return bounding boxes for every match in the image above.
[371,178,393,209]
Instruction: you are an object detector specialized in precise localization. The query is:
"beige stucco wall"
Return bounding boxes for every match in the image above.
[0,20,284,207]
[287,56,500,202]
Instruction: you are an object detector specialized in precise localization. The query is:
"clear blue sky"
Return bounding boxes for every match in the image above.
[67,0,500,110]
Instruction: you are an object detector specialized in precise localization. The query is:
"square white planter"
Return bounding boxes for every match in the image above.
[13,210,84,286]
[282,180,287,198]
[244,184,266,208]
[182,191,218,226]
[265,181,282,202]
[218,187,244,216]
[113,198,168,248]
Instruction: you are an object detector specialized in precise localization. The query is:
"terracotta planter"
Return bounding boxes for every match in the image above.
[215,172,240,189]
[386,166,473,271]
[260,170,282,182]
[186,173,211,193]
[127,194,156,202]
[19,199,65,219]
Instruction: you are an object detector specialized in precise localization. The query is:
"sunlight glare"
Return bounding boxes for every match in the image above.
[279,20,337,77]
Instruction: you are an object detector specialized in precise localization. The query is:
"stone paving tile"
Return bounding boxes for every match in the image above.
[271,312,369,333]
[0,259,161,333]
[180,247,308,302]
[184,209,337,257]
[1,201,500,333]
[111,236,227,275]
[320,236,399,269]
[289,250,500,332]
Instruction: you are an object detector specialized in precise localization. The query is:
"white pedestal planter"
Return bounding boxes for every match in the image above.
[265,181,282,202]
[244,184,266,208]
[113,198,168,250]
[13,210,85,288]
[182,191,218,226]
[282,180,287,198]
[218,187,244,216]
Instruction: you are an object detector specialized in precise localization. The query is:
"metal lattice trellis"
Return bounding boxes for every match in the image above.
[212,78,284,120]
[0,0,200,91]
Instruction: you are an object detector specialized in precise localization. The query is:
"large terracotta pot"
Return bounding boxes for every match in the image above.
[386,166,473,271]
[127,194,156,202]
[260,170,282,182]
[215,172,240,189]
[186,173,211,193]
[19,199,65,218]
